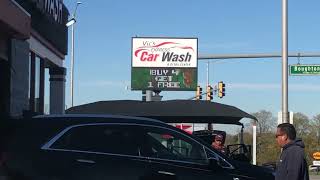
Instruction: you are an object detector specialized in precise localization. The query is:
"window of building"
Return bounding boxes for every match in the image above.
[34,55,41,112]
[44,68,50,114]
[29,51,44,114]
[28,52,31,101]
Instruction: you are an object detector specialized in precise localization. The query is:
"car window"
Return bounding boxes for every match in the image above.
[205,149,233,169]
[50,124,140,156]
[140,126,207,164]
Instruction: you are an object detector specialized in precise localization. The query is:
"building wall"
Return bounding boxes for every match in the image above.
[0,0,69,118]
[15,0,69,55]
[9,39,30,117]
[28,35,63,67]
[0,0,31,40]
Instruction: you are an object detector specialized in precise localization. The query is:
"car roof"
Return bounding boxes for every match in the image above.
[10,114,170,149]
[32,114,166,126]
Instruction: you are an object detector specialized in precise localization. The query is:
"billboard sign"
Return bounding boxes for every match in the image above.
[131,67,197,91]
[131,37,198,91]
[132,37,197,68]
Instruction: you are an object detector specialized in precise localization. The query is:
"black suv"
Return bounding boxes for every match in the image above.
[1,114,274,180]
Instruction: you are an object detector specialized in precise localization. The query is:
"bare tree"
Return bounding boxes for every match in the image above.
[312,114,320,129]
[312,114,320,144]
[293,112,310,137]
[251,110,276,134]
[250,110,279,165]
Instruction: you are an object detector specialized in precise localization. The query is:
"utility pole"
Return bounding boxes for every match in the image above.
[282,0,289,123]
[206,61,209,86]
[206,61,213,130]
[70,22,75,107]
[67,2,82,107]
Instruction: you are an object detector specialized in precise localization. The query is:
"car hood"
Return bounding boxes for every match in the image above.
[229,161,275,180]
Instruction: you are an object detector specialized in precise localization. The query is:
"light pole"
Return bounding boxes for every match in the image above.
[66,2,82,108]
[282,0,289,123]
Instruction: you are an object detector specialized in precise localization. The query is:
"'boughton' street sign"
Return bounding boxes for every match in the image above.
[290,64,320,75]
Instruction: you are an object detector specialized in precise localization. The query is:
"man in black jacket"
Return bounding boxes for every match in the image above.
[275,123,309,180]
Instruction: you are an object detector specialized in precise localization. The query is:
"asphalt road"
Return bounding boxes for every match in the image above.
[311,175,320,180]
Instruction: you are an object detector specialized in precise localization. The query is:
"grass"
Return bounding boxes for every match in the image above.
[310,171,320,176]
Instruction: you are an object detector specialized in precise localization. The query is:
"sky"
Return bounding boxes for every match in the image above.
[59,0,320,132]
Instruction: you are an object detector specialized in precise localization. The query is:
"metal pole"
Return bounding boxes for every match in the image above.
[240,125,244,145]
[146,90,152,101]
[206,61,212,130]
[70,23,75,107]
[206,61,209,86]
[253,122,257,165]
[282,0,289,123]
[68,2,81,108]
[240,124,244,153]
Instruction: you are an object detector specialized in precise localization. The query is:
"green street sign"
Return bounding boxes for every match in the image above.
[289,64,320,75]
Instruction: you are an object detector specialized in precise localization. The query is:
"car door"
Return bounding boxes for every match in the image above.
[138,125,233,180]
[41,123,149,180]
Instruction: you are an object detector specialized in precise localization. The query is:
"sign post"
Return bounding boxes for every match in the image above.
[313,152,320,174]
[252,122,257,165]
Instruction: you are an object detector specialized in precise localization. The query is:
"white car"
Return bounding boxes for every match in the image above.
[309,165,320,172]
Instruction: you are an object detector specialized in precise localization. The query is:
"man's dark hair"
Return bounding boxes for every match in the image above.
[277,123,296,140]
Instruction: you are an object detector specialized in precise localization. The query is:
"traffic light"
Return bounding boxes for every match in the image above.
[218,81,225,98]
[206,85,213,101]
[196,86,202,100]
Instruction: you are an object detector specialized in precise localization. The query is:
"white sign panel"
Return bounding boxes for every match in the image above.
[132,38,198,68]
[313,161,320,166]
